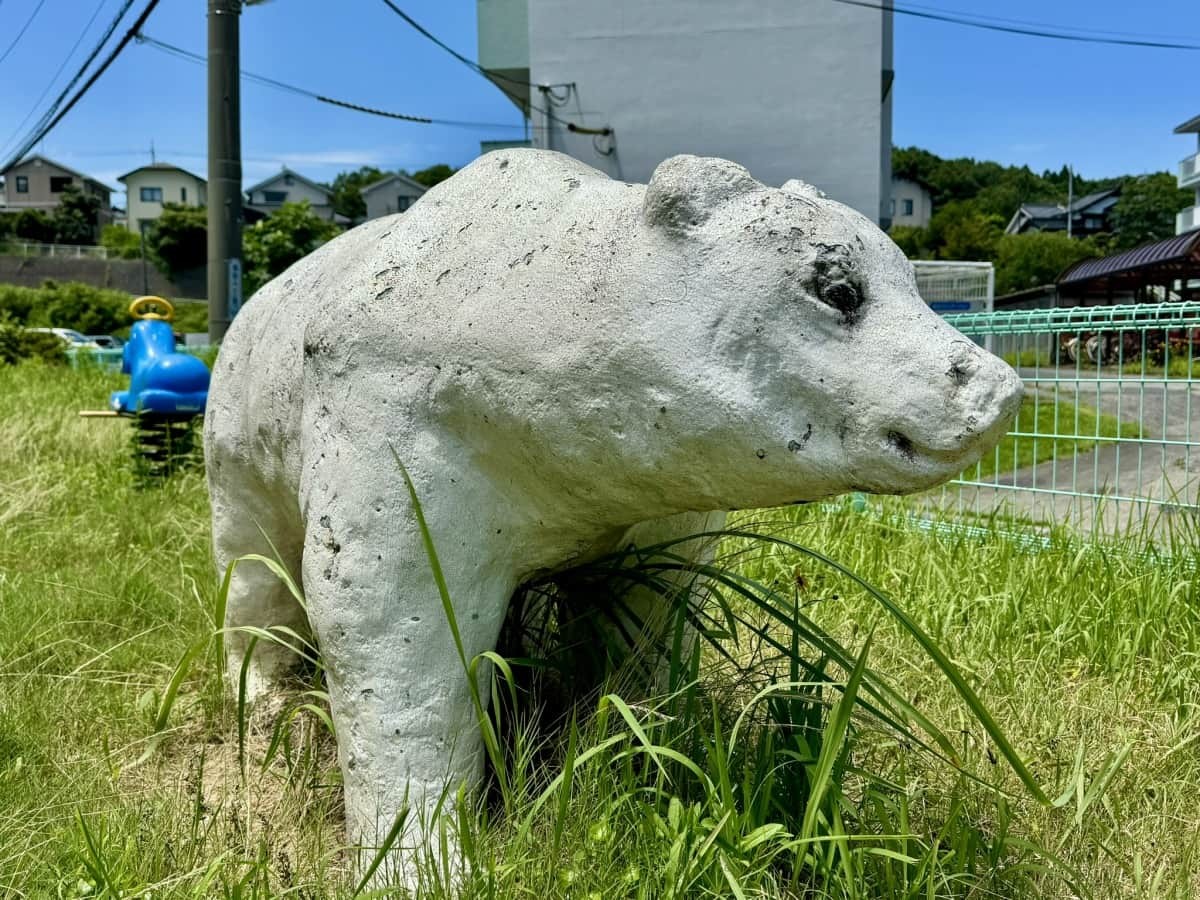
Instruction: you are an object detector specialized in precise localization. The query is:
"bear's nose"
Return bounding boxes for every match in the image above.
[946,344,983,386]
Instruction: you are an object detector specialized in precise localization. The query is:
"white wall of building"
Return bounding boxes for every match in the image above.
[516,0,892,224]
[248,172,330,208]
[122,168,207,231]
[890,177,932,228]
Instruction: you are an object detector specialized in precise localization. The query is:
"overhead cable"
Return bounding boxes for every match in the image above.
[2,0,163,172]
[375,0,570,91]
[136,34,536,130]
[0,0,120,160]
[832,0,1200,51]
[374,2,607,134]
[0,0,49,67]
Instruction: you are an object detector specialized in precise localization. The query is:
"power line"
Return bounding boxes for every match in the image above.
[0,0,49,67]
[373,0,606,134]
[136,34,536,130]
[895,0,1194,42]
[0,0,115,161]
[375,0,568,92]
[832,0,1200,51]
[2,0,162,172]
[3,0,140,165]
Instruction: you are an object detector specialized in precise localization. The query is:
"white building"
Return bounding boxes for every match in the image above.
[362,172,428,221]
[1176,113,1200,235]
[477,0,894,225]
[890,177,932,228]
[119,163,207,232]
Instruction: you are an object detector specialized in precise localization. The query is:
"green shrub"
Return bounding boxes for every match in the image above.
[145,204,207,275]
[170,302,208,335]
[100,224,143,260]
[0,313,67,365]
[13,209,54,243]
[0,280,131,334]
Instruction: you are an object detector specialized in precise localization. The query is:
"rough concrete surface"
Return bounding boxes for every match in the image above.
[204,149,1022,878]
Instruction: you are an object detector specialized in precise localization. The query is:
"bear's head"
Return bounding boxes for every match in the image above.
[634,154,1022,506]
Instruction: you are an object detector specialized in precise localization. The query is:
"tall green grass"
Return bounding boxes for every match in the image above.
[2,362,1198,897]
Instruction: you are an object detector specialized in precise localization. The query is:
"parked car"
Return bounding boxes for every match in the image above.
[24,328,102,349]
[86,335,125,350]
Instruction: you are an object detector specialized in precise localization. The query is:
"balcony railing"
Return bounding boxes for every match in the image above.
[1181,152,1200,189]
[1178,206,1200,235]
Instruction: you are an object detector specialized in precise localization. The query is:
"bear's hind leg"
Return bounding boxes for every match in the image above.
[211,475,310,702]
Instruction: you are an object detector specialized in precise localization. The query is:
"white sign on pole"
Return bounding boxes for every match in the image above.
[227,258,243,317]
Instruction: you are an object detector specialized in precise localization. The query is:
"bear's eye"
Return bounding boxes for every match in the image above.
[821,280,860,314]
[806,247,863,323]
[813,268,863,324]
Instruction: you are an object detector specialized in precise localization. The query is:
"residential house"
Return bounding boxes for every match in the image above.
[890,177,932,228]
[1176,113,1200,234]
[119,162,207,233]
[0,155,113,234]
[245,167,340,221]
[362,172,428,221]
[1004,187,1120,237]
[477,0,895,226]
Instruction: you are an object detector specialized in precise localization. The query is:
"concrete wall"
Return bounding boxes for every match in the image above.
[0,255,203,299]
[478,0,528,70]
[891,178,932,228]
[521,0,892,223]
[123,169,207,231]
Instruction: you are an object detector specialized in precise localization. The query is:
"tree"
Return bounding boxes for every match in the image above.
[926,201,1004,261]
[1111,173,1193,251]
[410,164,455,188]
[49,186,101,244]
[145,204,208,275]
[242,201,341,295]
[329,165,386,222]
[100,224,143,260]
[993,232,1104,295]
[887,225,932,259]
[13,209,54,243]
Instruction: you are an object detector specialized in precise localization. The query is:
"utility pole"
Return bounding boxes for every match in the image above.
[207,0,243,344]
[1066,164,1074,239]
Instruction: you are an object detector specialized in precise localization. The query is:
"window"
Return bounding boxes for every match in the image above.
[263,190,287,203]
[283,174,294,186]
[903,198,914,216]
[50,176,74,193]
[397,196,411,212]
[181,186,187,203]
[890,198,896,215]
[140,187,163,203]
[15,175,28,193]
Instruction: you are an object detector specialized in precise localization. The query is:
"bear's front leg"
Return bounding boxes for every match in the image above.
[300,432,516,888]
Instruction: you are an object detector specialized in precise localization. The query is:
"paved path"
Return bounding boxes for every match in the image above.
[931,370,1200,537]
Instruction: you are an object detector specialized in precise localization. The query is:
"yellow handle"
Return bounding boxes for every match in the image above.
[129,295,175,322]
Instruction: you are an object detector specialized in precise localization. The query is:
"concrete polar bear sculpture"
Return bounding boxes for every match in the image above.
[205,149,1022,872]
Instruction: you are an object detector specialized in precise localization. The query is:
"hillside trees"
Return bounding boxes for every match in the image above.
[1110,173,1193,250]
[890,146,1184,293]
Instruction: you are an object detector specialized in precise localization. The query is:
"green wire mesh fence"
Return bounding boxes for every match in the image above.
[932,301,1200,538]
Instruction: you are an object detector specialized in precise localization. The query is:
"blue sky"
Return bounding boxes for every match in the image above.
[1,0,1196,209]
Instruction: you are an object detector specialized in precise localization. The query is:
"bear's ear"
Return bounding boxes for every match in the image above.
[643,155,760,234]
[780,178,826,201]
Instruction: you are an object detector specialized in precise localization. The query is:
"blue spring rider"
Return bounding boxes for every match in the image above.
[110,295,210,416]
[90,295,211,478]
